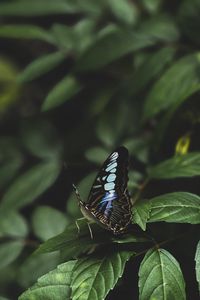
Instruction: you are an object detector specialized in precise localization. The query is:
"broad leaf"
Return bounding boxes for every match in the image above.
[32,206,69,241]
[36,219,143,261]
[139,248,186,300]
[0,241,24,269]
[18,52,65,82]
[132,201,151,231]
[195,241,200,292]
[148,152,200,179]
[0,25,54,43]
[143,53,200,121]
[0,212,28,238]
[148,192,200,224]
[0,161,61,214]
[42,75,82,111]
[19,260,76,300]
[71,251,133,300]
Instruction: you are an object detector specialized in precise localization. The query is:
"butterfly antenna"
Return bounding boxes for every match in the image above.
[72,184,84,204]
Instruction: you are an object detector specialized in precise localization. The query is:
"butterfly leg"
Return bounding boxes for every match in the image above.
[87,222,94,240]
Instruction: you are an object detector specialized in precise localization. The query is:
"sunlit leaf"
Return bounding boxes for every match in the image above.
[0,57,20,113]
[195,240,200,292]
[18,52,66,82]
[42,75,82,111]
[0,161,61,214]
[147,192,200,224]
[71,251,133,300]
[143,53,200,121]
[19,260,76,300]
[148,152,200,179]
[32,205,69,241]
[175,134,191,155]
[139,248,186,300]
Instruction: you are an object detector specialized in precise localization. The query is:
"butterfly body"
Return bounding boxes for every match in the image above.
[76,146,132,235]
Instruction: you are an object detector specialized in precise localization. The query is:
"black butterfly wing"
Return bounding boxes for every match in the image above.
[82,146,131,234]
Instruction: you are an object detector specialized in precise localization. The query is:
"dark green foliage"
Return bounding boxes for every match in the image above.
[0,1,199,299]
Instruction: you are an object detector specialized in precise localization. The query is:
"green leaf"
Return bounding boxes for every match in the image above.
[139,248,186,300]
[0,212,28,238]
[0,0,77,16]
[148,152,200,179]
[32,206,69,241]
[0,161,61,214]
[20,119,62,159]
[18,252,60,288]
[122,47,175,98]
[195,240,200,292]
[71,251,133,300]
[0,241,24,269]
[138,15,179,43]
[42,75,82,111]
[143,53,200,121]
[35,219,105,258]
[66,172,96,218]
[85,147,109,164]
[0,137,23,187]
[147,192,200,224]
[36,218,140,261]
[19,260,76,300]
[124,138,149,163]
[0,25,54,44]
[132,201,151,231]
[75,26,156,71]
[18,52,65,82]
[108,0,138,25]
[96,101,129,148]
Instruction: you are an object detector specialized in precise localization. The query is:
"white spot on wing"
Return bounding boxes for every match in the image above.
[104,182,115,191]
[107,174,116,182]
[106,162,117,172]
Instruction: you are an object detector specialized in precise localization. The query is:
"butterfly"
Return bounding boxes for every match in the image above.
[73,146,132,235]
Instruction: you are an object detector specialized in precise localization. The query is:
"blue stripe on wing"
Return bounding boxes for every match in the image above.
[98,191,118,216]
